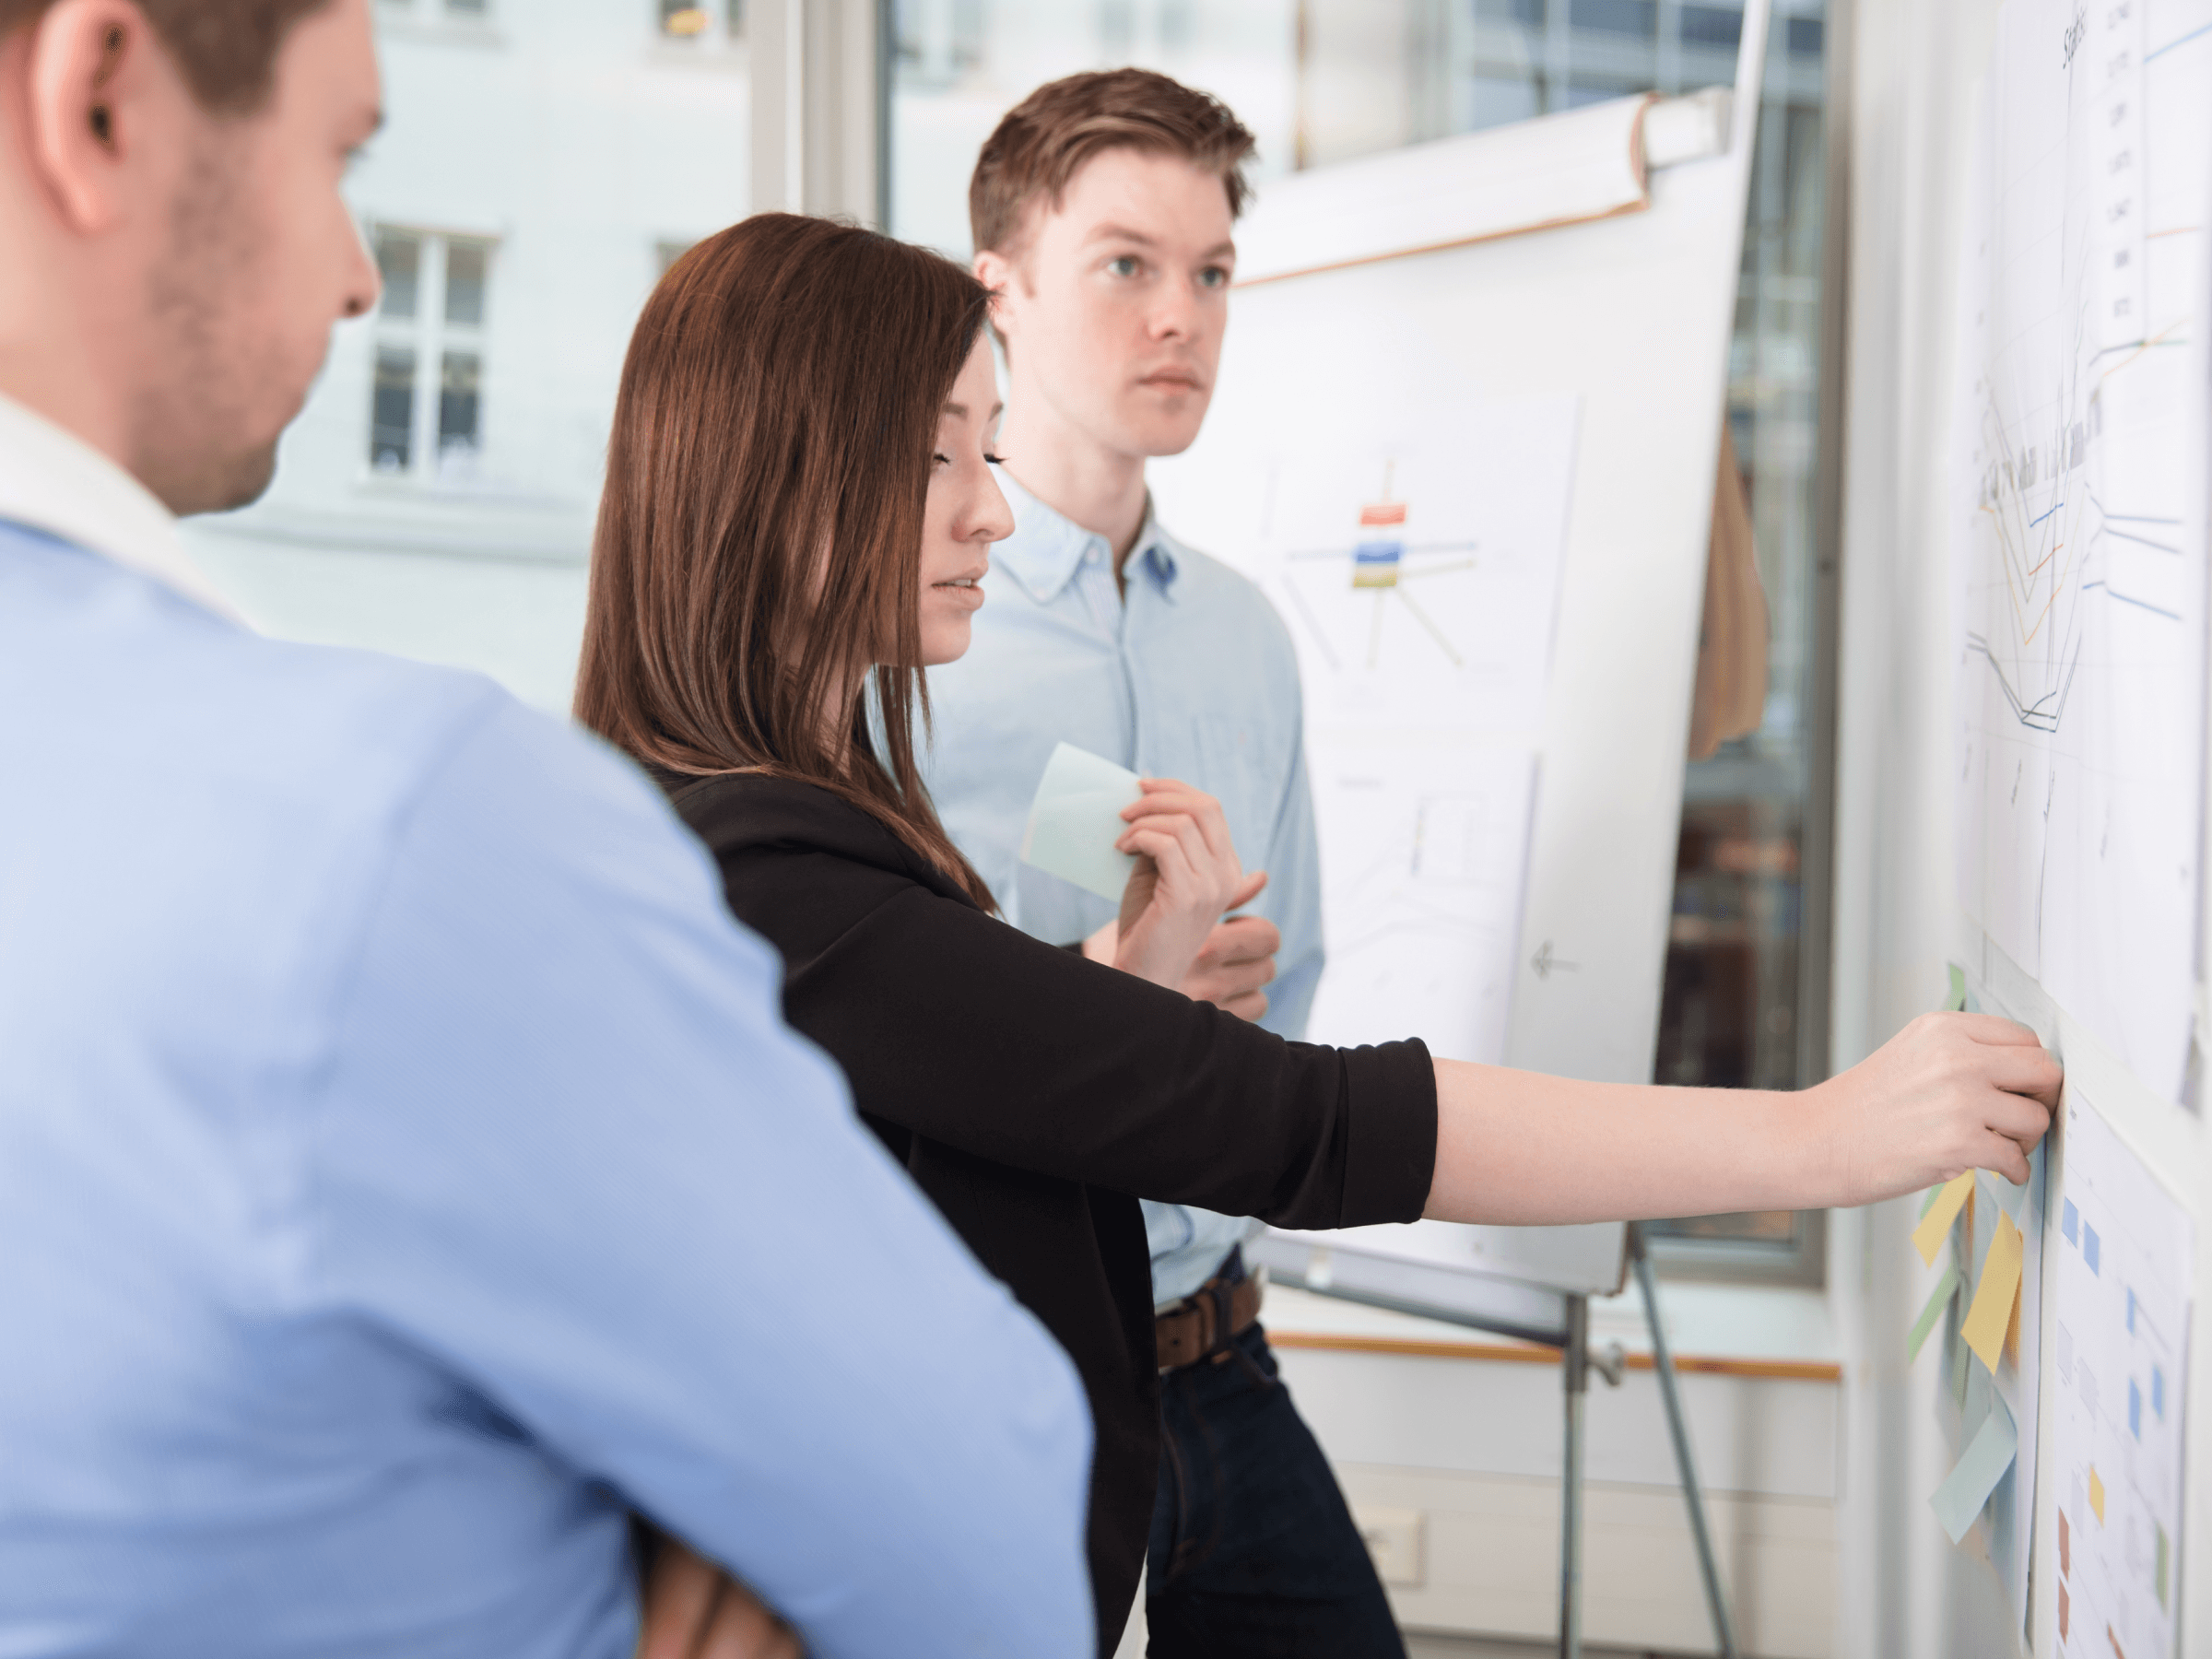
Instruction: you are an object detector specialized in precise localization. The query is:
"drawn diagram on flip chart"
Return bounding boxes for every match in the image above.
[2049,1096,2192,1659]
[1153,396,1578,1064]
[1301,743,1538,1064]
[1952,0,2212,1099]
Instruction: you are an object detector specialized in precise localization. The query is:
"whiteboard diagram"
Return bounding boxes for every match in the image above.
[1952,0,2212,1099]
[2049,1096,2192,1659]
[1152,396,1578,1062]
[1301,742,1537,1063]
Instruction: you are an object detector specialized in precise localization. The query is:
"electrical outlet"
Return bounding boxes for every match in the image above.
[1351,1504,1425,1587]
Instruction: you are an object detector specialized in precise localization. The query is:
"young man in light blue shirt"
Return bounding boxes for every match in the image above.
[922,69,1403,1657]
[0,3,1090,1655]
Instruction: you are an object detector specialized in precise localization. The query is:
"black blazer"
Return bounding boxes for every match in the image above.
[657,771,1437,1653]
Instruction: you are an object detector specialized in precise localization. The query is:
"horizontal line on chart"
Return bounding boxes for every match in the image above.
[2100,525,2183,554]
[2084,580,2183,619]
[2147,227,2204,239]
[2148,18,2212,60]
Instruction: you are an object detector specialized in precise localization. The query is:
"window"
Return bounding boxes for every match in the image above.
[367,229,493,481]
[887,0,1839,1283]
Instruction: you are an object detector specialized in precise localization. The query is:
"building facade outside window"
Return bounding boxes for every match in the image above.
[369,229,493,481]
[176,7,753,714]
[888,0,1839,1279]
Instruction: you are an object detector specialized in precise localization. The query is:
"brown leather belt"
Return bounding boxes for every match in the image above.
[1155,1262,1264,1372]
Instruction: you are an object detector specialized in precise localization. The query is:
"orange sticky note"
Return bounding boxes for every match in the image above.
[1912,1172,1975,1266]
[1962,1207,2024,1371]
[2089,1465,2106,1524]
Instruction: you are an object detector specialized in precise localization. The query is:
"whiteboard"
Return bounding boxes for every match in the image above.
[1148,4,1770,1308]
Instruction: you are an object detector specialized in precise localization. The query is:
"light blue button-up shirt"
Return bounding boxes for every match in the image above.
[0,467,1092,1653]
[923,472,1324,1309]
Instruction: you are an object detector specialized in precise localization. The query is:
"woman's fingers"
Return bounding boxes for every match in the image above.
[1225,870,1268,912]
[1949,1011,2048,1048]
[1979,1130,2033,1187]
[1127,781,1235,865]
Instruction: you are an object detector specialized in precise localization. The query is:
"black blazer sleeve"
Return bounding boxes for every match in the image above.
[720,839,1437,1231]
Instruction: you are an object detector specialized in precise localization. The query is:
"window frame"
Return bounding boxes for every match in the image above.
[364,224,498,488]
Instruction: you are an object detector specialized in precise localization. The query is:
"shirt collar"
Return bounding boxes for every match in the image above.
[991,468,1181,603]
[0,391,244,622]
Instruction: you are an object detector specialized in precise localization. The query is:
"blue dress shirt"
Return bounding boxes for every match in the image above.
[921,472,1325,1308]
[0,520,1093,1658]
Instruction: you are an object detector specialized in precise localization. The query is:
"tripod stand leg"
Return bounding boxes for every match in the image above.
[1559,1293,1586,1659]
[1630,1226,1739,1659]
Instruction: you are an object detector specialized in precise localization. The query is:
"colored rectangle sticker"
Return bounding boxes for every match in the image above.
[1932,1391,2017,1544]
[1962,1207,2025,1371]
[2089,1465,2106,1524]
[1913,1171,1975,1267]
[1018,741,1142,902]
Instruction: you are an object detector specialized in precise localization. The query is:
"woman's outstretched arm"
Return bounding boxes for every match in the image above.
[1424,1012,2060,1224]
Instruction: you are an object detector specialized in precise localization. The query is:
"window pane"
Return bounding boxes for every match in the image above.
[444,241,488,326]
[376,232,419,320]
[371,347,415,471]
[439,350,481,458]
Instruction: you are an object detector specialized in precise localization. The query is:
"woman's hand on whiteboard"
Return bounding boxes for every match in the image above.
[1812,1012,2061,1205]
[1109,778,1266,994]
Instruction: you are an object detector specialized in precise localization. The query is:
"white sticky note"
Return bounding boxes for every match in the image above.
[1018,741,1142,902]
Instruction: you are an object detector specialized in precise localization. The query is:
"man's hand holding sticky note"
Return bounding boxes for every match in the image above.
[1019,741,1144,902]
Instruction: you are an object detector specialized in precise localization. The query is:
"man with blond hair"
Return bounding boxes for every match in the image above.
[924,68,1406,1658]
[0,3,1091,1653]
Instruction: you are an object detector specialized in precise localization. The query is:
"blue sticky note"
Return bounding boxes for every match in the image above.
[1931,1392,2018,1545]
[2154,1366,2165,1419]
[2063,1199,2079,1247]
[1019,742,1143,902]
[2086,1224,2101,1276]
[2130,1377,2143,1439]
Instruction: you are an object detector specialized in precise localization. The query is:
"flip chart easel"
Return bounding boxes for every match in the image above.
[1150,4,1773,1652]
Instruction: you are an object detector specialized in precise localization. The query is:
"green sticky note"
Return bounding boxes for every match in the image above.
[1931,1392,2016,1544]
[1019,742,1143,902]
[1948,1312,1971,1409]
[1908,1263,1961,1364]
[1946,964,1968,1012]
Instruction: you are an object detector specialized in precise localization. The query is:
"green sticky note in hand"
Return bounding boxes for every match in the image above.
[1019,742,1143,902]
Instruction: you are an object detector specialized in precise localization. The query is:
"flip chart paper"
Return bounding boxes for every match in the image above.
[1962,1208,2025,1371]
[1907,1264,1961,1365]
[1913,1171,1974,1267]
[1018,742,1142,903]
[1932,1392,2017,1545]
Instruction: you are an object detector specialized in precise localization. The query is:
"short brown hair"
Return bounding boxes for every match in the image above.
[0,0,332,114]
[970,67,1256,257]
[574,214,996,910]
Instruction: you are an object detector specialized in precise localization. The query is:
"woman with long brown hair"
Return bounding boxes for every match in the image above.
[580,213,2056,1650]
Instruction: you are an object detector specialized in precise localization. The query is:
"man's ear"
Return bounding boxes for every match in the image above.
[25,0,157,235]
[973,246,1019,343]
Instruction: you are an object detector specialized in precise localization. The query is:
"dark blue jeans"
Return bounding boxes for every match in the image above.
[1145,1322,1408,1658]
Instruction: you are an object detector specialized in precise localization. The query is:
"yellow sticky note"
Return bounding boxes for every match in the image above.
[1912,1172,1975,1266]
[2089,1465,2106,1524]
[1962,1208,2025,1371]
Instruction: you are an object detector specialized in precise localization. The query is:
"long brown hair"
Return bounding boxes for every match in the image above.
[574,212,994,908]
